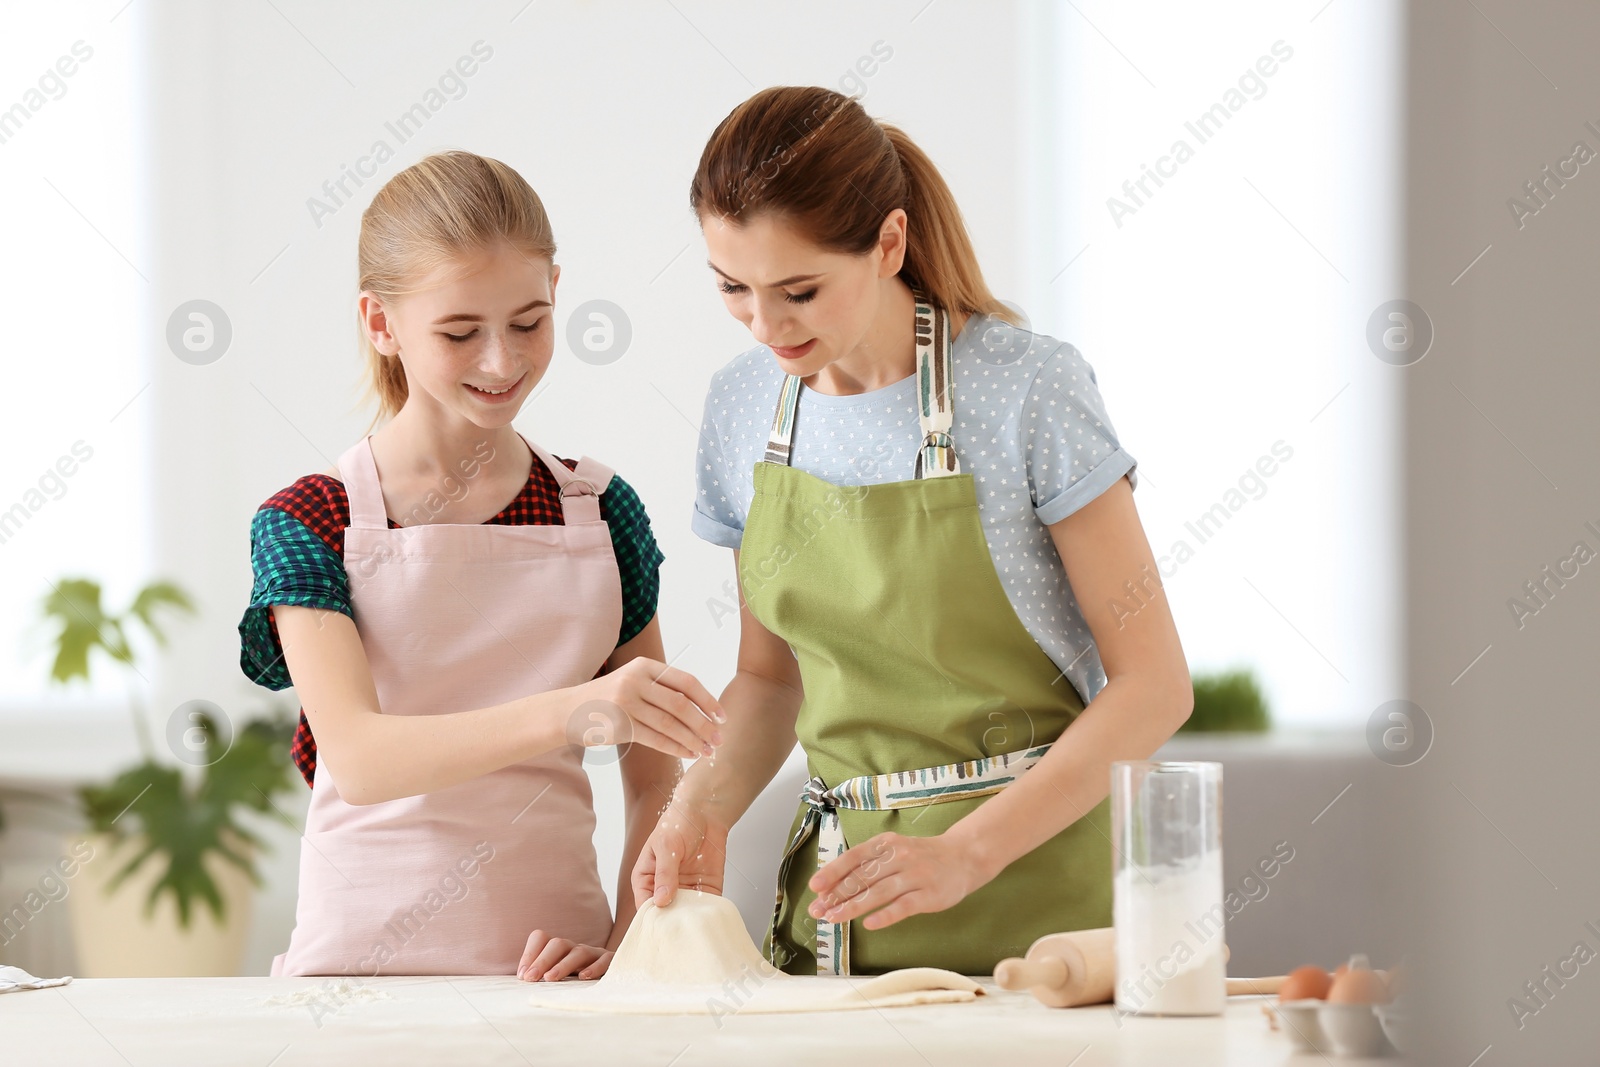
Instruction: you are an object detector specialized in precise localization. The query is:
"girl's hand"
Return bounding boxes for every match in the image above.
[631,802,731,909]
[577,658,726,760]
[806,830,993,931]
[517,930,613,982]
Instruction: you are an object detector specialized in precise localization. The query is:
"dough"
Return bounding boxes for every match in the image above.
[526,890,983,1015]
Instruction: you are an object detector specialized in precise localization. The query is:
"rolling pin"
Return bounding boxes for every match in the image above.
[993,927,1286,1007]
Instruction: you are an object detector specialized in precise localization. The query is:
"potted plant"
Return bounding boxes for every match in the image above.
[1181,667,1273,733]
[37,577,298,976]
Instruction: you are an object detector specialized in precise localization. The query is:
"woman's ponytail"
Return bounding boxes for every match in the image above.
[690,86,1019,325]
[879,122,1016,324]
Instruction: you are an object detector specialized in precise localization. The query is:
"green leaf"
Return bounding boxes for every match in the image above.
[40,577,195,685]
[40,579,131,684]
[126,581,196,648]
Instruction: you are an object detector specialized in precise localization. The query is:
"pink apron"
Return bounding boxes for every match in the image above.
[271,433,622,976]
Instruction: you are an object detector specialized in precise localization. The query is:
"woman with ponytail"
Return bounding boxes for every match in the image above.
[633,88,1192,976]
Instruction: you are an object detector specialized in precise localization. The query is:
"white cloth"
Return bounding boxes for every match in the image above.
[0,965,73,993]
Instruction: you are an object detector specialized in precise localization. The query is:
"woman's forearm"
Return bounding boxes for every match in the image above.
[944,672,1193,885]
[672,667,804,827]
[611,748,683,948]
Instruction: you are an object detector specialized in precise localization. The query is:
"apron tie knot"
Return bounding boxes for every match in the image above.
[800,775,836,814]
[770,744,1055,976]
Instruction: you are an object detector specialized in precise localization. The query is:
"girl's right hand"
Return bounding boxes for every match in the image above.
[631,803,730,909]
[575,657,725,760]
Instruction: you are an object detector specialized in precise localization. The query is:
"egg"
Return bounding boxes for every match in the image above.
[1278,964,1333,1002]
[1328,966,1391,1004]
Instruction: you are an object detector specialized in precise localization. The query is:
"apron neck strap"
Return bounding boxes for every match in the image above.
[340,436,388,529]
[337,434,612,528]
[762,291,961,478]
[526,437,613,525]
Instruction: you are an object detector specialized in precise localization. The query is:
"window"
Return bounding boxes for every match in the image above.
[0,5,148,712]
[1034,2,1403,727]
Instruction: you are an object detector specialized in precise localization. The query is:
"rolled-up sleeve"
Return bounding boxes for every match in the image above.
[238,507,350,690]
[1024,342,1138,526]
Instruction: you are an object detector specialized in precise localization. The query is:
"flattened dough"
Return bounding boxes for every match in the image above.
[526,890,983,1015]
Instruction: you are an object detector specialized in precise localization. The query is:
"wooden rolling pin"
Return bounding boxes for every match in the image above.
[994,927,1286,1007]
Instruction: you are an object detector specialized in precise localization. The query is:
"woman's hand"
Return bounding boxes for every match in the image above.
[630,801,732,909]
[517,930,613,982]
[576,657,726,761]
[806,829,995,931]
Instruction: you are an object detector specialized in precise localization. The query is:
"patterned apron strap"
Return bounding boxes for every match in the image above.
[762,292,960,481]
[912,295,960,480]
[762,375,804,466]
[774,743,1053,976]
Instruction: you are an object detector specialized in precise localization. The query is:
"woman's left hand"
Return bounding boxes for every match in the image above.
[517,930,613,982]
[806,830,990,931]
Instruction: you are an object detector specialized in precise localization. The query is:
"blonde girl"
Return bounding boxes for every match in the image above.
[240,151,722,980]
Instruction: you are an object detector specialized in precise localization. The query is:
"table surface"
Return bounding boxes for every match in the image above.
[0,976,1400,1066]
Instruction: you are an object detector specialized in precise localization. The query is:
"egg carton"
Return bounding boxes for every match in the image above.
[1269,998,1408,1057]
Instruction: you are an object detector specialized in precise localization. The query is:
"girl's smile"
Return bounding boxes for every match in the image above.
[465,372,527,403]
[362,240,559,434]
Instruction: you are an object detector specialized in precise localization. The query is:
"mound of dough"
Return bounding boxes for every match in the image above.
[526,889,983,1015]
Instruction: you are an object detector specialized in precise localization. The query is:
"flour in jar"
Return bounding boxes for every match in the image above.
[1112,852,1227,1015]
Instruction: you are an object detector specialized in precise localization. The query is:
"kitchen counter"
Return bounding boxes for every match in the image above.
[1,976,1397,1066]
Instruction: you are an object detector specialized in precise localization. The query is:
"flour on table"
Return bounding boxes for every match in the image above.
[526,889,983,1015]
[263,978,392,1014]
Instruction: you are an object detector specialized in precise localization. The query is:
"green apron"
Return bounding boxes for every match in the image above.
[739,295,1113,977]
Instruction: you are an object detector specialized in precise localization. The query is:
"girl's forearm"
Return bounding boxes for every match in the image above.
[672,668,804,827]
[944,673,1193,885]
[315,686,583,805]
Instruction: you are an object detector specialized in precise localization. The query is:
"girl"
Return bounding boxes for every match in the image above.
[633,88,1192,976]
[240,151,723,981]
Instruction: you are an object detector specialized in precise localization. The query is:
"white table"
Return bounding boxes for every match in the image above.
[1,976,1392,1066]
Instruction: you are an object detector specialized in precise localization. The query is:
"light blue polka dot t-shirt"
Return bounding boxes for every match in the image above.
[691,312,1138,706]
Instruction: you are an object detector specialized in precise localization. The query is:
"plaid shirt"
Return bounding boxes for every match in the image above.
[239,455,664,787]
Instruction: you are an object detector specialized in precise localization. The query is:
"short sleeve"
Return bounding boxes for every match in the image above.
[238,507,350,690]
[597,474,666,647]
[1024,342,1138,526]
[691,384,746,549]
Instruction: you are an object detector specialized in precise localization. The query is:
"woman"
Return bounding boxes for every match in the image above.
[240,151,722,980]
[632,88,1192,976]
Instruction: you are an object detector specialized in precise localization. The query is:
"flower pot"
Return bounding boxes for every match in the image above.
[64,831,255,977]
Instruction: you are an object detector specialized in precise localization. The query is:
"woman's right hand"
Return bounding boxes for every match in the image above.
[631,801,731,909]
[574,657,725,760]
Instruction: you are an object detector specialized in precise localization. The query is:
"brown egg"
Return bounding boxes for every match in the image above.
[1328,966,1391,1004]
[1278,964,1333,1002]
